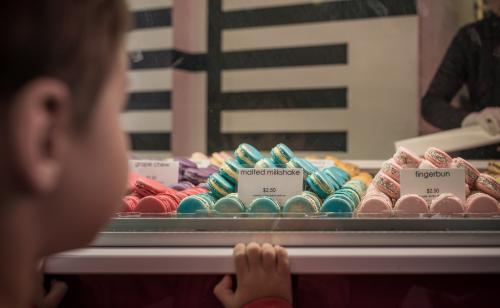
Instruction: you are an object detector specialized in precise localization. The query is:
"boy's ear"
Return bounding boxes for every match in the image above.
[8,78,72,194]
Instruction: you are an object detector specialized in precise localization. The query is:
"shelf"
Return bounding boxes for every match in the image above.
[45,246,500,274]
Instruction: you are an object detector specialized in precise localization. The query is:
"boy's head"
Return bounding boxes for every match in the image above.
[0,0,130,255]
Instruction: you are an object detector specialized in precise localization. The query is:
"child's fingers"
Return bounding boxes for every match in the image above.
[233,243,248,278]
[246,242,262,270]
[275,245,290,275]
[40,280,68,308]
[261,243,276,272]
[213,275,235,308]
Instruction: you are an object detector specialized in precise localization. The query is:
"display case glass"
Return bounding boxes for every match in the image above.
[114,0,500,248]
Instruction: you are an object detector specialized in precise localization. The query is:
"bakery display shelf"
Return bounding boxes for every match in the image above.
[46,246,500,274]
[94,217,500,247]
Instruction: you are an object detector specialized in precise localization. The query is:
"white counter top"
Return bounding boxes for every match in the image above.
[46,246,500,275]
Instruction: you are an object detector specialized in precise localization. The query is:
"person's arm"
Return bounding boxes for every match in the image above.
[421,27,472,130]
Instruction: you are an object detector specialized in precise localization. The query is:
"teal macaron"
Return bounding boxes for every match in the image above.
[255,158,277,169]
[334,188,360,207]
[248,197,281,213]
[306,171,336,199]
[234,143,263,167]
[286,157,319,180]
[283,192,321,213]
[320,195,354,216]
[323,167,348,188]
[325,167,350,182]
[219,159,243,184]
[214,193,245,213]
[342,180,366,201]
[177,194,215,214]
[270,143,295,167]
[207,173,235,199]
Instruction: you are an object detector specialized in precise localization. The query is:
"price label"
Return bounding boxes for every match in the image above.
[129,160,179,186]
[308,159,334,170]
[400,168,465,204]
[238,168,303,206]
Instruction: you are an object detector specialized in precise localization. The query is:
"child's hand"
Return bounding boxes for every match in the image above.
[34,260,67,308]
[214,242,292,308]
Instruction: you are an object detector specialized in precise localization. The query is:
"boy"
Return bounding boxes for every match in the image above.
[0,1,291,307]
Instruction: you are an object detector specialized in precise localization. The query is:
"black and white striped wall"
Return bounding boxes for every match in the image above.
[126,0,419,159]
[123,0,173,158]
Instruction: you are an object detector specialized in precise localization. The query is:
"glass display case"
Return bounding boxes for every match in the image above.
[47,0,500,277]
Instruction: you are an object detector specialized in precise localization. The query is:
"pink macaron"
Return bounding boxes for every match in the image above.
[452,157,480,186]
[475,173,500,199]
[393,147,421,168]
[465,192,499,215]
[373,172,400,199]
[394,194,429,217]
[418,159,438,169]
[357,194,393,218]
[424,147,452,168]
[121,194,140,212]
[381,159,402,182]
[430,193,464,215]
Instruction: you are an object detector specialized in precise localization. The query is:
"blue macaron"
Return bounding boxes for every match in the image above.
[320,195,354,216]
[271,143,295,167]
[255,158,277,169]
[306,171,336,199]
[219,159,243,184]
[207,173,236,199]
[234,143,263,167]
[177,194,215,214]
[283,192,320,213]
[214,193,245,213]
[286,157,319,180]
[248,197,281,214]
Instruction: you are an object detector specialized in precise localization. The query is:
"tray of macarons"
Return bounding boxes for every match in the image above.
[117,142,499,226]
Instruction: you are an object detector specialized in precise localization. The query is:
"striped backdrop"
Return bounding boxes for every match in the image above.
[125,0,419,159]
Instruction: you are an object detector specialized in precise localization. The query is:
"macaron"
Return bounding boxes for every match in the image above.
[121,194,140,212]
[234,143,263,167]
[430,193,464,215]
[183,166,217,185]
[394,194,428,217]
[373,172,400,199]
[393,146,421,168]
[381,159,402,182]
[214,193,245,213]
[210,152,226,167]
[135,194,177,214]
[320,195,354,216]
[341,180,366,202]
[169,181,195,191]
[247,197,281,213]
[283,193,321,213]
[219,159,243,184]
[271,143,295,166]
[418,159,438,169]
[475,173,500,199]
[357,194,393,218]
[334,188,361,208]
[286,157,319,180]
[126,172,141,194]
[207,173,235,199]
[465,192,499,215]
[352,172,373,187]
[135,177,174,197]
[306,171,337,199]
[190,152,209,160]
[177,194,215,214]
[452,157,480,186]
[255,158,277,169]
[424,147,452,168]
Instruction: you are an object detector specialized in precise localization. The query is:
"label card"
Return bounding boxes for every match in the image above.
[400,168,466,204]
[238,168,303,206]
[129,160,179,186]
[308,159,334,170]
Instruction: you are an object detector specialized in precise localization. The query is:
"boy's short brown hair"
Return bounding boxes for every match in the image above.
[0,0,129,127]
